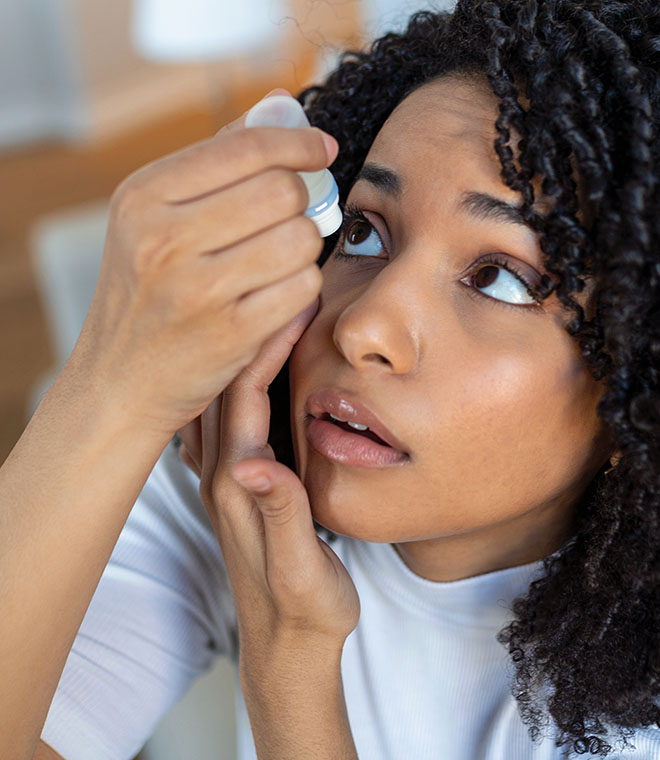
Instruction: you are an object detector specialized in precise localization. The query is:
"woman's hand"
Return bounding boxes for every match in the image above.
[177,300,361,665]
[68,88,338,438]
[177,304,361,760]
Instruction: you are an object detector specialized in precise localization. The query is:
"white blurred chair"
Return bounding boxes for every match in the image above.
[28,202,239,760]
[27,201,109,416]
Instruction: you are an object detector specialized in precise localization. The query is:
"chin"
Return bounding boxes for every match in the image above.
[304,477,404,544]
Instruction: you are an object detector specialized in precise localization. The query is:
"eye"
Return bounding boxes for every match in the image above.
[464,258,538,306]
[333,205,541,309]
[334,205,385,259]
[342,219,383,257]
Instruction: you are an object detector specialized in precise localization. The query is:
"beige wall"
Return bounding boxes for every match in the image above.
[0,0,364,150]
[69,0,146,89]
[66,0,364,144]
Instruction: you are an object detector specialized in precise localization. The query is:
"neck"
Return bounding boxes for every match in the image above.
[391,499,575,582]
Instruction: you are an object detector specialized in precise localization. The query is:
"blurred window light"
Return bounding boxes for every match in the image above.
[362,0,456,41]
[131,0,289,61]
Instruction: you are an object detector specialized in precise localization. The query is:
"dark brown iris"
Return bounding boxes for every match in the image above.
[474,265,499,288]
[347,220,372,245]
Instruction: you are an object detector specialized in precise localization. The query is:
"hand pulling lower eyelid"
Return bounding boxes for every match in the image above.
[245,94,342,237]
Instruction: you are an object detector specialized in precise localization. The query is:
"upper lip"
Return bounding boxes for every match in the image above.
[304,387,408,454]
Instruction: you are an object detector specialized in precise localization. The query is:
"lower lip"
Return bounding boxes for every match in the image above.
[305,417,409,468]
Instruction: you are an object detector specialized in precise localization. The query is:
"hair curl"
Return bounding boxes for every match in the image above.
[266,0,660,755]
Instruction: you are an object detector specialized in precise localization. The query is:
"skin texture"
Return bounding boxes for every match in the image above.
[289,75,613,582]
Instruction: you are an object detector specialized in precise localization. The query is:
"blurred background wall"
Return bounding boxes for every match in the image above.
[0,0,450,757]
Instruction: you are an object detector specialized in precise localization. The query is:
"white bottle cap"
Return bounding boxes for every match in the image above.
[312,199,343,237]
[246,94,342,237]
[245,95,311,129]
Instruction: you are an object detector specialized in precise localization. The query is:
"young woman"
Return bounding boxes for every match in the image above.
[3,1,659,758]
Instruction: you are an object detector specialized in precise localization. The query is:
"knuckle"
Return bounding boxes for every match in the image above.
[304,128,329,165]
[268,169,308,215]
[271,563,314,598]
[232,128,268,165]
[287,215,321,256]
[300,263,323,294]
[110,175,140,222]
[258,495,296,524]
[133,224,180,274]
[111,163,156,210]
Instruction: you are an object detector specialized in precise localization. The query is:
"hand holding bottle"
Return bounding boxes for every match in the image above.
[68,89,338,437]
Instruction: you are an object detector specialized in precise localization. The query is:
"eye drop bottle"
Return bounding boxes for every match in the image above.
[245,95,342,237]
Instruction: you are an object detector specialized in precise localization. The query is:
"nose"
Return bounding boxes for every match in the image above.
[331,271,419,375]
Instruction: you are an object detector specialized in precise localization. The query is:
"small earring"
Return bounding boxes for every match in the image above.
[604,451,622,475]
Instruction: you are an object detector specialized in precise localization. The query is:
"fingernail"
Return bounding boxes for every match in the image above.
[264,87,291,99]
[321,132,339,161]
[233,470,271,494]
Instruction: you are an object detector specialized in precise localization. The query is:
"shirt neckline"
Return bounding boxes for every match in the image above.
[353,537,547,630]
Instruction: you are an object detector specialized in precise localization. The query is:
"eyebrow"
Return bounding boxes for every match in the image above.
[353,162,536,231]
[353,163,403,196]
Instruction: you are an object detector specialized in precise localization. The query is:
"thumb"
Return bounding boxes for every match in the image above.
[232,458,319,566]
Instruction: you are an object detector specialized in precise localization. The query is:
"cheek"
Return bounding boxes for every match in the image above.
[418,343,604,518]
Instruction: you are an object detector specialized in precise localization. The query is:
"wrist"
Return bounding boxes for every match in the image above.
[239,642,357,760]
[55,345,178,448]
[240,626,346,684]
[241,634,344,686]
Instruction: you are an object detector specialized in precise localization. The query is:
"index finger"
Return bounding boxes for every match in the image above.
[138,109,338,205]
[219,298,319,464]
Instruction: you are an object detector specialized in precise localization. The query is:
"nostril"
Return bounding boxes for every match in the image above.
[363,353,391,366]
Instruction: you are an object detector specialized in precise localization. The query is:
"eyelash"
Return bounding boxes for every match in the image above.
[333,202,542,311]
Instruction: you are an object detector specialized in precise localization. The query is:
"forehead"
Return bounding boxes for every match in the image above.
[365,75,524,205]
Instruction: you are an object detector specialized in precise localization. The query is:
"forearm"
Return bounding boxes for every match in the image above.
[0,357,172,759]
[240,641,358,760]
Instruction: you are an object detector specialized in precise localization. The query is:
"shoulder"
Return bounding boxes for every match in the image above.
[616,722,660,757]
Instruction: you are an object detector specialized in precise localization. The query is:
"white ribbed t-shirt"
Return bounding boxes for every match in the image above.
[41,440,660,759]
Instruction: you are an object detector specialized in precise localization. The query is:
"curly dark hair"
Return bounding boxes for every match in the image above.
[265,0,660,756]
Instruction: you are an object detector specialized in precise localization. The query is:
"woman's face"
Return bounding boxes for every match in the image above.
[289,75,611,581]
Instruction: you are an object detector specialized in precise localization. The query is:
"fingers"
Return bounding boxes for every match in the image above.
[219,297,319,462]
[144,124,336,206]
[239,297,320,388]
[220,383,273,465]
[177,414,203,473]
[177,295,317,500]
[231,458,320,578]
[198,215,323,295]
[162,167,319,256]
[178,443,201,478]
[199,395,222,505]
[234,266,322,340]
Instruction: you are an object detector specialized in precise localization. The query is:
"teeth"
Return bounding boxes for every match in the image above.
[329,413,368,431]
